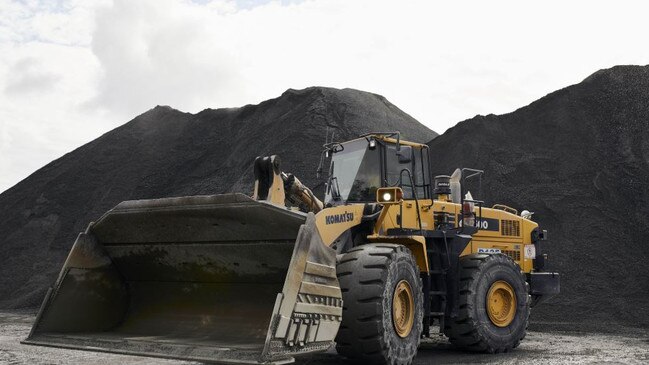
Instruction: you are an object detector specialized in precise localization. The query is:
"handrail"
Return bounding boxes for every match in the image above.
[399,168,423,235]
[492,204,518,215]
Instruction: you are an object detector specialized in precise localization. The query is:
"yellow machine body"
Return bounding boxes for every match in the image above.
[24,133,555,364]
[368,199,537,274]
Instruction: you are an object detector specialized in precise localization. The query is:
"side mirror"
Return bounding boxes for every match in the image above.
[397,145,412,164]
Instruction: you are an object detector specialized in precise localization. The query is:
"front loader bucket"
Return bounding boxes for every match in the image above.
[23,193,343,364]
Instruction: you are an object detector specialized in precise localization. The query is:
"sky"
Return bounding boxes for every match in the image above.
[1,0,649,193]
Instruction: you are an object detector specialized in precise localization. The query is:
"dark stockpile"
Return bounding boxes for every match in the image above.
[428,65,649,329]
[0,86,436,309]
[2,66,648,331]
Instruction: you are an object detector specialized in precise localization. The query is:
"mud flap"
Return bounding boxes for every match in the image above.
[23,193,342,364]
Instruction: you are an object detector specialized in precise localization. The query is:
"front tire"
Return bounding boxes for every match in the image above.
[335,244,423,365]
[444,253,530,353]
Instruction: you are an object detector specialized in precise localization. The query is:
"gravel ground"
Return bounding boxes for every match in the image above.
[1,311,647,365]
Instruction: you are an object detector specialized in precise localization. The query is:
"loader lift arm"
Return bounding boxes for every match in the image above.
[253,155,323,213]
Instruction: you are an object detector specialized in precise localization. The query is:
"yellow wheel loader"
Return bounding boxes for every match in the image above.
[24,132,560,364]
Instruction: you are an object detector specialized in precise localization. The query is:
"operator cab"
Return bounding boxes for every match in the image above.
[323,133,431,206]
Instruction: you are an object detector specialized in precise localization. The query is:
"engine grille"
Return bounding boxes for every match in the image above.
[501,220,521,236]
[502,249,521,261]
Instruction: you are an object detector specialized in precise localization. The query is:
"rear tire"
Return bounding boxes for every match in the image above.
[335,244,423,365]
[444,253,530,353]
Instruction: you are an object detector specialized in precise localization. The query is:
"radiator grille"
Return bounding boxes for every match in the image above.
[502,250,521,261]
[501,220,520,236]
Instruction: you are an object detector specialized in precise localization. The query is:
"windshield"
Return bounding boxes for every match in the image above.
[325,139,380,204]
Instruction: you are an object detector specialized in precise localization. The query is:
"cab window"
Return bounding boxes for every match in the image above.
[384,144,429,199]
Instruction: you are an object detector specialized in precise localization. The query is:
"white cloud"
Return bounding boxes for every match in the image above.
[1,0,649,192]
[4,58,59,94]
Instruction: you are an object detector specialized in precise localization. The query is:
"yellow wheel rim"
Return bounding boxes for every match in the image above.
[486,280,516,327]
[392,280,415,338]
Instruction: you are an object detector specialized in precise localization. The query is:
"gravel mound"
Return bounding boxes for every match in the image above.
[427,65,649,328]
[0,86,436,309]
[3,66,648,330]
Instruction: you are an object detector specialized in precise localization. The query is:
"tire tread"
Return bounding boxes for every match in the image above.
[444,253,530,353]
[335,244,423,365]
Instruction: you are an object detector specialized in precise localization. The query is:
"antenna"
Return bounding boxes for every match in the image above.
[316,126,335,178]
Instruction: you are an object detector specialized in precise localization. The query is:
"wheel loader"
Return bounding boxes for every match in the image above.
[24,132,560,364]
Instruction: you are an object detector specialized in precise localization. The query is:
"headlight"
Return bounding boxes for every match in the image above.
[376,187,403,204]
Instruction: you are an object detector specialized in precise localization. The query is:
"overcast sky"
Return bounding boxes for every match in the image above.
[1,0,648,193]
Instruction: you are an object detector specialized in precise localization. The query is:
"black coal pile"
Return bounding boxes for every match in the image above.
[0,87,436,309]
[3,66,648,331]
[428,65,649,329]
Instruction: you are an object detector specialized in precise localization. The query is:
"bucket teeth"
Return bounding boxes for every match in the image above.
[262,213,342,360]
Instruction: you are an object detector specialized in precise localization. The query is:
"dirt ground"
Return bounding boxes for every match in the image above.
[1,312,647,365]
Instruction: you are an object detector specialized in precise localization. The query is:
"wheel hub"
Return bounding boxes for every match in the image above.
[392,280,414,338]
[486,280,516,327]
